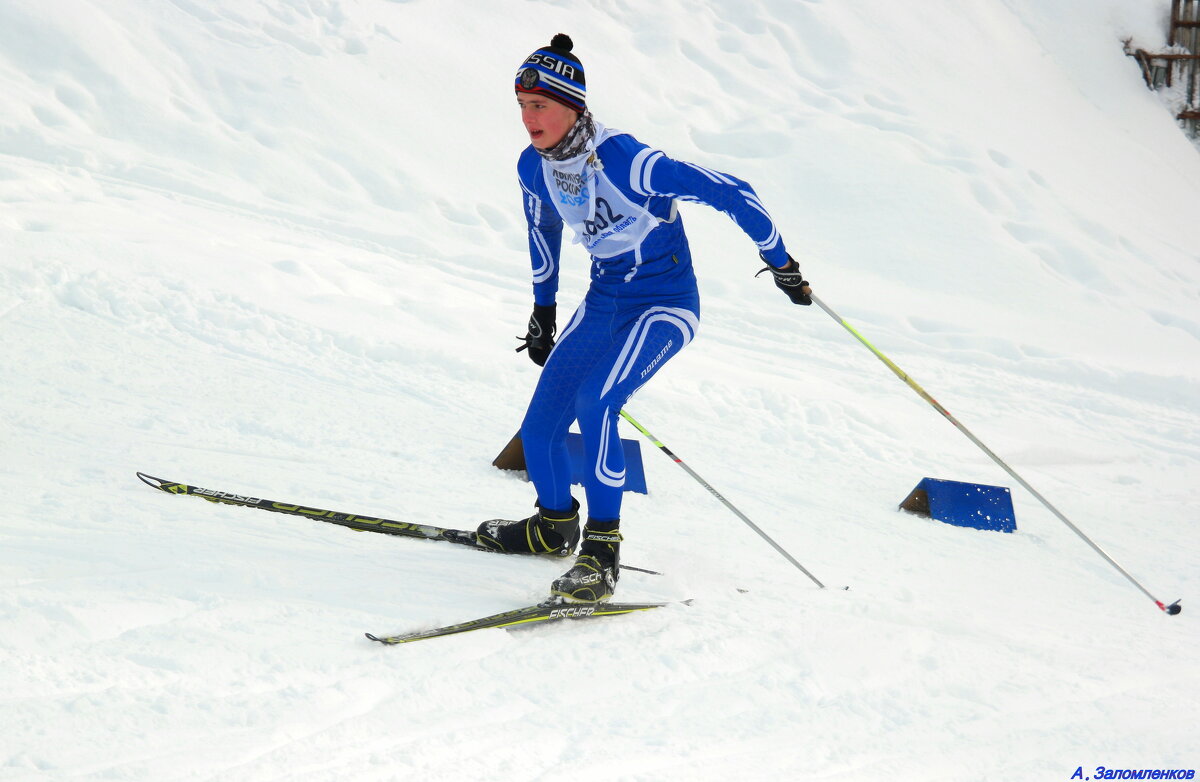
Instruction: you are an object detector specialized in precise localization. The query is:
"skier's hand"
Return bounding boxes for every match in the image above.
[515,303,556,366]
[756,254,812,305]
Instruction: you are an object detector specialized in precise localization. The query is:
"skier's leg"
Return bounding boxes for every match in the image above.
[552,304,699,600]
[477,302,603,555]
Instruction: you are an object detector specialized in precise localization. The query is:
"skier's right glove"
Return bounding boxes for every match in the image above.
[515,303,556,366]
[756,254,812,305]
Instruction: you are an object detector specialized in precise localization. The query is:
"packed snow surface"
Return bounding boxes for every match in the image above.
[2,1,1198,780]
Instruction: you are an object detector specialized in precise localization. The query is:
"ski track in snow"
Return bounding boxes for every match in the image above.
[2,1,1199,780]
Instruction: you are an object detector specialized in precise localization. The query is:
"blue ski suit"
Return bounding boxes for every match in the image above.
[518,124,789,522]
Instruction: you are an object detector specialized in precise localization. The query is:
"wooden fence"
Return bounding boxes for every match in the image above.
[1130,0,1200,133]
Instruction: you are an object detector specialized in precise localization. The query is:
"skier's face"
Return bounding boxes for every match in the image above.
[518,94,578,149]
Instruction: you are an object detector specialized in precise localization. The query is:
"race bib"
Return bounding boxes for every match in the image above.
[542,146,657,259]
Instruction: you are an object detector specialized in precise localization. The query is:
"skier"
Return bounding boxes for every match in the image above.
[477,34,812,602]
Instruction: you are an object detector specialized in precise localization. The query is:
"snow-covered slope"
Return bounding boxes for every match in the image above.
[2,1,1197,780]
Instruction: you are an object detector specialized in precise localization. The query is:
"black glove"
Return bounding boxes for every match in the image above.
[515,303,556,366]
[756,254,812,305]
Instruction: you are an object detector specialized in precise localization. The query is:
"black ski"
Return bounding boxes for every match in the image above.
[366,598,680,645]
[137,471,482,546]
[134,472,661,574]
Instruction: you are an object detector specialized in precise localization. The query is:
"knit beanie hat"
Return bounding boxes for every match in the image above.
[515,34,586,112]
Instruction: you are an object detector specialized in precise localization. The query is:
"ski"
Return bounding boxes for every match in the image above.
[137,471,482,546]
[134,472,661,574]
[365,598,679,645]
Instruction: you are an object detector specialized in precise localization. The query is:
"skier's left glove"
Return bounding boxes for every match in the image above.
[756,254,812,305]
[515,303,556,366]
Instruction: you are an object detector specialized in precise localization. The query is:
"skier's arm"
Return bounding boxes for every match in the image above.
[629,150,790,268]
[520,177,564,306]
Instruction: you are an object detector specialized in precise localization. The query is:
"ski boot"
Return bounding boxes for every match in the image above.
[551,520,621,602]
[476,499,580,556]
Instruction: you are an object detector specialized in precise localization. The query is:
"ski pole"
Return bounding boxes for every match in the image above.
[618,409,826,589]
[809,292,1181,616]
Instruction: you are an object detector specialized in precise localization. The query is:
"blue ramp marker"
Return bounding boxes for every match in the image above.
[491,431,648,495]
[565,433,647,495]
[899,477,1016,533]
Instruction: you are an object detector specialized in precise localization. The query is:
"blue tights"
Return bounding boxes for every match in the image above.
[521,294,699,521]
